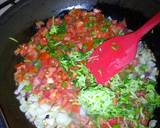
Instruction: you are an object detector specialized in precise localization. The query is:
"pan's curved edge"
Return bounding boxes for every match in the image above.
[0,0,33,25]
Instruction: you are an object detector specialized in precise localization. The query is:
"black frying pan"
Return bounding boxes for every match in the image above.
[0,0,160,128]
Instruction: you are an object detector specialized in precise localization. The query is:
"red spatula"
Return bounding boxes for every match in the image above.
[87,12,160,84]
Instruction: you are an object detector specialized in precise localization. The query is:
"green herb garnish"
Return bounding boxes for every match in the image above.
[93,38,106,45]
[49,22,66,35]
[34,60,41,69]
[49,25,59,34]
[24,84,32,92]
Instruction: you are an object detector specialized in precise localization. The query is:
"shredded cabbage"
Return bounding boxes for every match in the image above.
[78,86,115,117]
[78,74,160,126]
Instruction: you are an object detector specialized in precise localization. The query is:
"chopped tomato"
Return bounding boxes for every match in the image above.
[15,72,24,82]
[71,104,80,113]
[15,62,25,68]
[27,66,37,73]
[40,37,48,45]
[43,90,51,98]
[100,32,110,39]
[39,52,50,60]
[41,58,52,67]
[85,41,93,50]
[140,118,149,126]
[100,117,119,128]
[46,18,53,28]
[136,90,145,97]
[108,118,118,126]
[64,15,72,23]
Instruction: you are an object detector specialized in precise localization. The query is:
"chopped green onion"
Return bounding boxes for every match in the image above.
[57,22,66,34]
[24,84,32,92]
[93,38,106,45]
[85,22,95,28]
[61,81,68,88]
[34,60,41,69]
[49,22,66,35]
[37,44,42,50]
[112,125,121,128]
[48,39,59,49]
[49,25,59,34]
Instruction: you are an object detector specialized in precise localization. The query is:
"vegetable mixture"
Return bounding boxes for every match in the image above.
[14,9,160,128]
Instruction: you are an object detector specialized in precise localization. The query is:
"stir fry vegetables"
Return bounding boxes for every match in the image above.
[79,74,160,127]
[14,9,160,128]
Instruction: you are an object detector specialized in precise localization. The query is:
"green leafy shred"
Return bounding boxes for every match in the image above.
[36,44,43,50]
[61,81,68,88]
[112,125,121,128]
[59,50,92,71]
[24,84,32,92]
[34,60,41,69]
[73,75,86,88]
[85,22,95,28]
[105,19,111,26]
[49,22,66,35]
[71,64,96,88]
[49,24,59,34]
[78,74,160,125]
[78,86,115,117]
[93,38,106,45]
[57,22,66,34]
[48,39,60,49]
[45,32,52,40]
[68,50,93,62]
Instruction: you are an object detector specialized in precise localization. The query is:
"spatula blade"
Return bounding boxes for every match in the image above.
[87,34,138,84]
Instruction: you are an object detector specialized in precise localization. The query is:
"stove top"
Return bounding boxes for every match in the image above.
[0,1,22,127]
[0,107,9,128]
[0,0,20,16]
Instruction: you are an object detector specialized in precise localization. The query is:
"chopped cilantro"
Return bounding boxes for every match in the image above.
[61,81,68,88]
[49,24,59,34]
[73,75,86,88]
[34,60,41,69]
[57,22,66,34]
[112,125,121,128]
[45,32,52,40]
[24,84,32,92]
[85,22,95,28]
[49,22,66,35]
[48,39,59,49]
[100,27,107,32]
[49,49,58,58]
[105,19,111,26]
[91,31,96,37]
[93,38,106,45]
[37,44,42,50]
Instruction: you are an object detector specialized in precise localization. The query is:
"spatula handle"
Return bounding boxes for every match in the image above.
[135,12,160,40]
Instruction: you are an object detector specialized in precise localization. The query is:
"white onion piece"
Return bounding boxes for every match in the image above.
[56,112,71,126]
[80,107,87,116]
[149,120,157,127]
[14,83,25,95]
